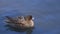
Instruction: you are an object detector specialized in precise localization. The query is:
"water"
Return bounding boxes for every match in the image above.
[0,0,60,34]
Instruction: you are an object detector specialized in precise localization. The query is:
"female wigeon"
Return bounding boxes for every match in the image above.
[5,15,34,28]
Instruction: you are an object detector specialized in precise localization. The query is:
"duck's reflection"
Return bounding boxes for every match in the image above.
[5,24,34,34]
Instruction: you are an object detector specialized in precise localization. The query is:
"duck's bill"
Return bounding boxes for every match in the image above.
[32,17,34,20]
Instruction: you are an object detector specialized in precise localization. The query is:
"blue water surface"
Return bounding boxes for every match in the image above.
[0,0,60,34]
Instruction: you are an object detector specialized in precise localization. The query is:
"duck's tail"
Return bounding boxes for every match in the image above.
[5,16,13,20]
[5,16,16,23]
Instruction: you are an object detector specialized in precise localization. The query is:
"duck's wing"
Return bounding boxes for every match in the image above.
[5,16,17,23]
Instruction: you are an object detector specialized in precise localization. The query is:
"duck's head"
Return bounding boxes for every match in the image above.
[24,15,34,21]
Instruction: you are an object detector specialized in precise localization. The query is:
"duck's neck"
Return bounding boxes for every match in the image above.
[29,20,34,27]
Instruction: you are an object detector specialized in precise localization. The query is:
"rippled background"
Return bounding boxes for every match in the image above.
[0,0,60,34]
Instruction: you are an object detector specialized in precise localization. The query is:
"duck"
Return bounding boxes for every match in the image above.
[5,15,34,28]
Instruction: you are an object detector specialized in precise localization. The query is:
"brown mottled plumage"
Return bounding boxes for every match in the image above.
[5,15,34,28]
